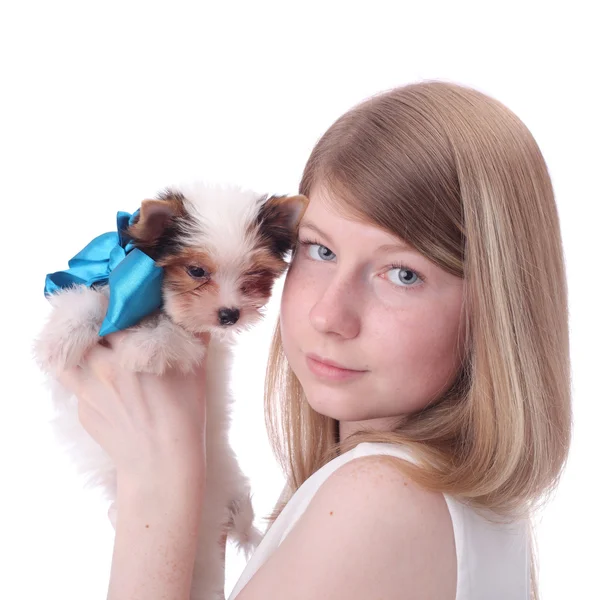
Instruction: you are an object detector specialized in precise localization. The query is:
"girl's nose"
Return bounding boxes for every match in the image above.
[308,277,360,339]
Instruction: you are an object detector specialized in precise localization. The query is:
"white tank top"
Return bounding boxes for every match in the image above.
[228,442,530,599]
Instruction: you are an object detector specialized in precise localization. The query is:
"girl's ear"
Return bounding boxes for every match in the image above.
[127,192,185,244]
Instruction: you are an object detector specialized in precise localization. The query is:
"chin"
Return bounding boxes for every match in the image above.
[34,180,307,598]
[300,372,401,425]
[301,380,368,422]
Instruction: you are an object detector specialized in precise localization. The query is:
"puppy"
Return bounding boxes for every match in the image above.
[34,181,307,600]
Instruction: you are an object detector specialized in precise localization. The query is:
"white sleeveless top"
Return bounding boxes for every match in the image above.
[228,442,530,599]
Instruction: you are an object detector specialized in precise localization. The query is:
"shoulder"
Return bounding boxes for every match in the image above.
[236,454,457,600]
[314,453,449,525]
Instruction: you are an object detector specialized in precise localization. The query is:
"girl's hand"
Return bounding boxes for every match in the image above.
[57,331,210,489]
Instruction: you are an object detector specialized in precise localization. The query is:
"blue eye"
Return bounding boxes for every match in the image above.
[386,265,424,288]
[297,237,425,291]
[300,239,336,262]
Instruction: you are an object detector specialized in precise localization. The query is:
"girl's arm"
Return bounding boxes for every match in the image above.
[56,331,212,600]
[107,472,206,600]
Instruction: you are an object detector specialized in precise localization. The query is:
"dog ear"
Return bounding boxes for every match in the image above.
[127,191,185,245]
[256,194,308,257]
[264,194,308,228]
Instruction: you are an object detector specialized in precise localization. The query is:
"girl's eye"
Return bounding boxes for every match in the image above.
[187,266,209,279]
[300,239,336,262]
[386,266,424,289]
[298,237,423,290]
[310,244,336,261]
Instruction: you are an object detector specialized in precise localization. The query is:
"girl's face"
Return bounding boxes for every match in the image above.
[280,185,467,440]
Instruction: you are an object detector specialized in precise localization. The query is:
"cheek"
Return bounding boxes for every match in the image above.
[280,270,299,349]
[384,309,456,361]
[369,303,464,398]
[279,261,315,351]
[162,284,220,328]
[281,257,329,310]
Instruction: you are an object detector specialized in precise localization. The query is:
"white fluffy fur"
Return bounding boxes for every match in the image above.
[34,182,273,600]
[177,181,265,265]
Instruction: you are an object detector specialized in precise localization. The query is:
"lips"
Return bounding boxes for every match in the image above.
[306,353,363,372]
[304,353,368,383]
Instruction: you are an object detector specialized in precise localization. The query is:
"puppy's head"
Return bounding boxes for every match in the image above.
[126,182,307,336]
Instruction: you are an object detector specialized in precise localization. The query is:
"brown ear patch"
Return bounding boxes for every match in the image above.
[127,190,186,244]
[254,194,308,257]
[126,189,188,260]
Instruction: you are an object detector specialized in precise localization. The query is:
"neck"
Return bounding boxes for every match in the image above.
[338,416,403,443]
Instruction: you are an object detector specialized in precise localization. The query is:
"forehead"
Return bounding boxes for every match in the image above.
[301,185,414,250]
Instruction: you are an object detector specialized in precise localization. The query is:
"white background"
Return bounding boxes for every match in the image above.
[1,1,598,598]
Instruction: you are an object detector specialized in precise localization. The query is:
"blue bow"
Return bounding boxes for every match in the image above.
[44,209,164,336]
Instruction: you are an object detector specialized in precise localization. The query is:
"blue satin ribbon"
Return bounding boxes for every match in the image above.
[44,209,164,336]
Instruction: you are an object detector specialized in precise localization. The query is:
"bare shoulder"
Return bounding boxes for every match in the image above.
[236,454,457,600]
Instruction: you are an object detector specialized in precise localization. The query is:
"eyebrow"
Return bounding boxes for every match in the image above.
[299,220,416,253]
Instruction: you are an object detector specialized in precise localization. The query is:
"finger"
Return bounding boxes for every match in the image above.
[77,395,110,441]
[56,365,84,396]
[58,365,108,421]
[82,342,118,385]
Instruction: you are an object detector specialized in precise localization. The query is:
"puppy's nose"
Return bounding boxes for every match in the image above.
[218,307,240,326]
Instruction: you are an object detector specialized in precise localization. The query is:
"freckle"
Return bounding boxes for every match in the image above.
[404,482,408,486]
[145,524,149,528]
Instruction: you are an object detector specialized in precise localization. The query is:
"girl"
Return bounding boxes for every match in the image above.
[59,80,571,599]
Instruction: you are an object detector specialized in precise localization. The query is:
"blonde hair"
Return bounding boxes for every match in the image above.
[263,81,572,599]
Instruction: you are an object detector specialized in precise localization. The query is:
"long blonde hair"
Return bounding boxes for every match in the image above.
[263,81,572,599]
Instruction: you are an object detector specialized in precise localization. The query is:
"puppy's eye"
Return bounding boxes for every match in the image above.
[187,266,209,279]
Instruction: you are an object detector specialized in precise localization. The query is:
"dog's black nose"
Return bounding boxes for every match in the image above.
[218,307,240,326]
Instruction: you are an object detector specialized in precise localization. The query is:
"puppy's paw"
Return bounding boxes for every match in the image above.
[33,284,109,374]
[228,493,264,560]
[116,314,206,375]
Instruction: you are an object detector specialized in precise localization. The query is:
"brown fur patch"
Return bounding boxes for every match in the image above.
[158,248,217,294]
[169,288,221,329]
[128,194,185,240]
[253,194,308,258]
[126,190,188,259]
[240,249,288,297]
[157,247,216,271]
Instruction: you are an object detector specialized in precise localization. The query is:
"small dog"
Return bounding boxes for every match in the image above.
[34,181,307,600]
